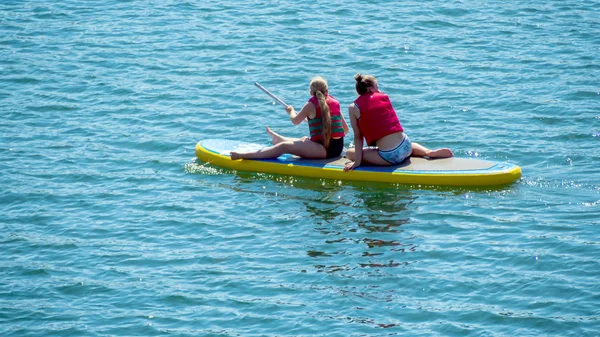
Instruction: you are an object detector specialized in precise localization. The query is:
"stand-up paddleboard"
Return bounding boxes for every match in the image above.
[195,139,521,187]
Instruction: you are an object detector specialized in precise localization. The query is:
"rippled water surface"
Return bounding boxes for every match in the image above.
[1,1,599,336]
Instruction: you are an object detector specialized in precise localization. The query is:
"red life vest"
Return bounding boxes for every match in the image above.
[308,95,345,142]
[353,91,403,146]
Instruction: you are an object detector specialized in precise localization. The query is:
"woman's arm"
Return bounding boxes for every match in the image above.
[344,104,363,171]
[340,112,350,136]
[285,102,315,125]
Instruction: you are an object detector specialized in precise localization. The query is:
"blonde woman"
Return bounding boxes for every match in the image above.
[231,76,349,160]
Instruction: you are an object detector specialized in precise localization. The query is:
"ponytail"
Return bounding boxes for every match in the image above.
[315,90,331,148]
[309,76,331,149]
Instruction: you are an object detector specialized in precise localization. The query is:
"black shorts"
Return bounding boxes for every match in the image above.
[319,137,344,159]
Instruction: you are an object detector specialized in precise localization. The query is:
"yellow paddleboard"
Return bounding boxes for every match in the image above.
[195,139,521,187]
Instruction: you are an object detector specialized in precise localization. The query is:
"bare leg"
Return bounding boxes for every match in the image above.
[411,142,454,158]
[231,139,326,160]
[345,148,355,160]
[266,126,295,145]
[345,148,391,165]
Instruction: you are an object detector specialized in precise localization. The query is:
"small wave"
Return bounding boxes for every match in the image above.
[183,160,224,175]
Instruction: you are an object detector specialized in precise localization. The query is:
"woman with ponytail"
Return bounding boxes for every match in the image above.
[231,76,348,160]
[344,74,453,171]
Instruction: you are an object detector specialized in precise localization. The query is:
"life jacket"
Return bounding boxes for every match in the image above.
[307,95,345,143]
[353,91,403,146]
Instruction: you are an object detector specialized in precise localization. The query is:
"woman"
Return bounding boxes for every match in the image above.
[344,73,453,171]
[231,76,349,160]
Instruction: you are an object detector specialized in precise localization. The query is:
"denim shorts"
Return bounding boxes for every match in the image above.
[378,135,412,165]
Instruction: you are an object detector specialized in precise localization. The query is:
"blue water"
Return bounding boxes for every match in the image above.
[1,1,599,336]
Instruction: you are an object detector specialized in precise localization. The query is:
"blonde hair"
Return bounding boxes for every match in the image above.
[309,76,331,148]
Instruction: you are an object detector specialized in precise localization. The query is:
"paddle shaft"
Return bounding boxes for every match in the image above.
[254,82,288,107]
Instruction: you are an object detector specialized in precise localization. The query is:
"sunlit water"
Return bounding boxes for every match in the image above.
[1,1,599,336]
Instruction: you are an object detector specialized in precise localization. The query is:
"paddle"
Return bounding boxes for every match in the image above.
[254,82,289,108]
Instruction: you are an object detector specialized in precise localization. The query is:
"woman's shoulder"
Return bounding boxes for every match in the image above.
[373,91,391,102]
[327,95,341,104]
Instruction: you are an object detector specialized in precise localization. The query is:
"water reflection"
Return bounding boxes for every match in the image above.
[308,284,402,329]
[305,187,419,275]
[208,167,421,275]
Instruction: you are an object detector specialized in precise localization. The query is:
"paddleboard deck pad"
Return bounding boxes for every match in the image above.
[195,139,521,186]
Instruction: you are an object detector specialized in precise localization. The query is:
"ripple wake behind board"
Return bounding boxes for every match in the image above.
[195,139,521,187]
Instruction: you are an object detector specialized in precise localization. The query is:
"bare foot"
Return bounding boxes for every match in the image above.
[266,126,285,145]
[427,148,454,158]
[230,152,243,160]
